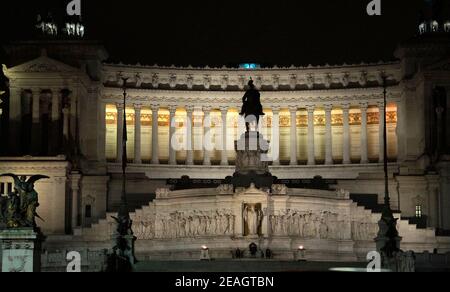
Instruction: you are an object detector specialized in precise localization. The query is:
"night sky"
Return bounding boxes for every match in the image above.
[1,0,449,67]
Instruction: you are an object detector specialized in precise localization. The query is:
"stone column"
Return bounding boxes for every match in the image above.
[151,104,160,165]
[396,100,406,162]
[70,172,82,231]
[203,106,212,166]
[342,104,351,165]
[185,105,195,165]
[307,105,316,166]
[360,102,369,164]
[378,101,386,163]
[31,90,41,155]
[63,107,70,139]
[220,106,229,166]
[62,107,70,152]
[324,104,334,165]
[97,102,107,163]
[50,88,61,155]
[8,87,23,154]
[51,89,60,121]
[134,104,142,164]
[168,105,177,165]
[116,103,124,163]
[272,106,281,166]
[289,106,298,166]
[426,175,440,228]
[69,92,78,143]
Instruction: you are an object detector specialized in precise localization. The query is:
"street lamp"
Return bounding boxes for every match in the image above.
[375,74,401,259]
[108,77,136,272]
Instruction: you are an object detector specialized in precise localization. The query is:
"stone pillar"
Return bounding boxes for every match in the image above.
[70,172,82,231]
[8,87,22,154]
[51,89,60,122]
[168,105,177,165]
[342,104,351,165]
[116,103,124,163]
[220,106,229,166]
[203,106,212,166]
[50,88,61,155]
[151,104,160,165]
[69,92,78,144]
[186,105,195,165]
[272,106,281,166]
[360,102,369,164]
[378,101,386,164]
[307,105,316,166]
[31,90,41,155]
[426,175,440,228]
[62,107,70,145]
[97,102,107,163]
[289,106,298,166]
[0,229,42,272]
[324,104,334,165]
[396,100,406,162]
[134,104,142,164]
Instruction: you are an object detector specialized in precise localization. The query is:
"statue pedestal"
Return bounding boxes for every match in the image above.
[232,132,274,189]
[0,228,43,272]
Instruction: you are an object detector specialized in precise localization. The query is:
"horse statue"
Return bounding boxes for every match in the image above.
[240,79,265,131]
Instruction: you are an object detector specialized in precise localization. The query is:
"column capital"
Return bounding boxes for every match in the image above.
[324,104,333,112]
[359,102,369,111]
[185,105,195,113]
[116,103,124,111]
[168,105,177,114]
[150,104,160,112]
[134,103,143,111]
[377,101,386,109]
[306,105,316,113]
[219,106,229,114]
[341,103,351,111]
[288,105,298,113]
[202,106,212,113]
[271,105,281,114]
[49,87,61,94]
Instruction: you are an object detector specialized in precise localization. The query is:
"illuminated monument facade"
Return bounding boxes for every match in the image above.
[1,11,450,268]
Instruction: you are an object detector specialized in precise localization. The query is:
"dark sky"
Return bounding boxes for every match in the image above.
[1,0,449,67]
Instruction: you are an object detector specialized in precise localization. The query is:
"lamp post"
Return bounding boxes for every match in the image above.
[108,77,136,272]
[375,74,401,261]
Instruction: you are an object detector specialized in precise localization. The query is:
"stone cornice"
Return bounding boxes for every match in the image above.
[103,62,402,91]
[102,86,402,107]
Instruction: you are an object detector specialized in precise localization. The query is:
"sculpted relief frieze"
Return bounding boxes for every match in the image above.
[133,209,236,240]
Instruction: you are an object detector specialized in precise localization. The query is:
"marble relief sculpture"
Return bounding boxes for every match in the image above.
[133,209,235,240]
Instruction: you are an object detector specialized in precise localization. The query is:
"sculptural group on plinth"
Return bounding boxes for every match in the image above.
[0,173,48,273]
[0,174,48,229]
[231,79,274,189]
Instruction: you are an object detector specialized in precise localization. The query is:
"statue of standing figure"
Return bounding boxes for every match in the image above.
[0,174,49,229]
[243,204,263,236]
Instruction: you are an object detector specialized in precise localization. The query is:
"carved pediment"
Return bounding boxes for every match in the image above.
[5,56,79,75]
